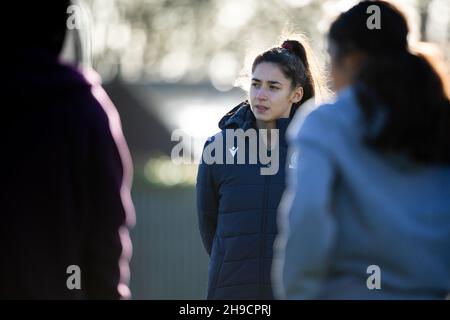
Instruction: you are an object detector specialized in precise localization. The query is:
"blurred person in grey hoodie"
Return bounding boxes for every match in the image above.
[273,0,450,300]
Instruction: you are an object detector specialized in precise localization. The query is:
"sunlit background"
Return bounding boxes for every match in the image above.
[70,0,449,298]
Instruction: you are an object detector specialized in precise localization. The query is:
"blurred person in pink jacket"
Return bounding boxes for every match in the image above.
[1,1,135,299]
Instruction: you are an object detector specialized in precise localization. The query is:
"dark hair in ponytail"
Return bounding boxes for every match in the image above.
[329,0,450,164]
[251,36,327,117]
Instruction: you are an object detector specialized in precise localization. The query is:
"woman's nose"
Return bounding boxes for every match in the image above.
[255,88,267,100]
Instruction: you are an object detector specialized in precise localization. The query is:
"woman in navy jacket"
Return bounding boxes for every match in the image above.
[196,37,326,299]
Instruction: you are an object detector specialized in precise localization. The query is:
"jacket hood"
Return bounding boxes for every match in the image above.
[218,101,256,130]
[218,101,292,146]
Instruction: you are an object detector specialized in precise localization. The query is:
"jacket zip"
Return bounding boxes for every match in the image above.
[259,161,271,297]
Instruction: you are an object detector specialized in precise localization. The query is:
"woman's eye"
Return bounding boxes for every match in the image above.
[251,83,260,88]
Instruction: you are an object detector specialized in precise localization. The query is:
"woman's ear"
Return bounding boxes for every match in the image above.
[291,86,304,104]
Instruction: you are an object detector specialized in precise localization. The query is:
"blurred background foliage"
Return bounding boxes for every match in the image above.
[84,0,448,86]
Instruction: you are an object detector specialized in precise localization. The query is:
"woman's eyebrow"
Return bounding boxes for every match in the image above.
[251,78,282,86]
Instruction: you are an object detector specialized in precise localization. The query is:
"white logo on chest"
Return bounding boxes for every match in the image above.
[229,146,238,157]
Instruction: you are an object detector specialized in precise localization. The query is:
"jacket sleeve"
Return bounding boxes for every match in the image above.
[83,75,135,299]
[196,139,219,256]
[273,110,337,300]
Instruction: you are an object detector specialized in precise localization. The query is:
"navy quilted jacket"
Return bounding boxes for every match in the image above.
[196,101,291,299]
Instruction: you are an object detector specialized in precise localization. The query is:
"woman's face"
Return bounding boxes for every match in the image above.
[328,40,363,92]
[330,57,348,92]
[249,62,303,123]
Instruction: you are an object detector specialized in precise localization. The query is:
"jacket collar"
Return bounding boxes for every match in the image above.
[218,101,255,130]
[218,101,291,147]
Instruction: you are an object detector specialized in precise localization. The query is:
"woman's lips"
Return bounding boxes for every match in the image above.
[255,105,269,113]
